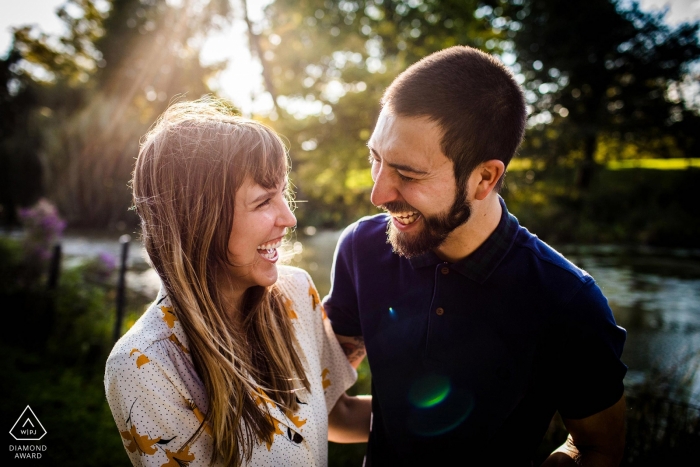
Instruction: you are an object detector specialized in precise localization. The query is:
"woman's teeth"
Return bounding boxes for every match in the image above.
[393,212,419,225]
[257,240,282,260]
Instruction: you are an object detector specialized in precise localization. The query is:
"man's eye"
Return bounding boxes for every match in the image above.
[368,154,377,165]
[397,173,415,182]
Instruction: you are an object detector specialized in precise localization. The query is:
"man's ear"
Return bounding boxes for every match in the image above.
[472,160,505,201]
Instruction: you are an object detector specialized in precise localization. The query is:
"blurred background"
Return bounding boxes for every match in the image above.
[1,0,699,465]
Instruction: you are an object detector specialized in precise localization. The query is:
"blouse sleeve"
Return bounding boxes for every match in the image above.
[104,339,214,467]
[303,271,358,413]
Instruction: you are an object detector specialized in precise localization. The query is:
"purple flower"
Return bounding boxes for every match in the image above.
[97,251,117,273]
[18,198,67,263]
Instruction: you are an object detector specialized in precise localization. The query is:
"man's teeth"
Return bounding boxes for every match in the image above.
[393,212,419,225]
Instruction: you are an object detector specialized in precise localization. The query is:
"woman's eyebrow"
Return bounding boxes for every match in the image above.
[250,189,278,204]
[368,146,428,175]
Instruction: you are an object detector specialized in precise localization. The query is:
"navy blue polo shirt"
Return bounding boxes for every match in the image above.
[323,198,627,465]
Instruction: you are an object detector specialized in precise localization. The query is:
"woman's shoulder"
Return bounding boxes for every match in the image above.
[277,264,313,289]
[106,290,179,370]
[276,265,324,320]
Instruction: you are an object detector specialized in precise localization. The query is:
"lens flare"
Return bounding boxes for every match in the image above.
[408,374,450,408]
[407,374,474,436]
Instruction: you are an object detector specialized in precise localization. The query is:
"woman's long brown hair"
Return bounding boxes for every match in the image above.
[132,98,309,466]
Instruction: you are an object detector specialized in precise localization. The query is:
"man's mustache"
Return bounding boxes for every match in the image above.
[381,201,420,214]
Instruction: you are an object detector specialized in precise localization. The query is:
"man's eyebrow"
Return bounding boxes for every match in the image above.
[368,146,429,175]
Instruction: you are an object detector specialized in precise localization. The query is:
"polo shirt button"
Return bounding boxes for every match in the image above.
[435,307,444,316]
[441,267,449,275]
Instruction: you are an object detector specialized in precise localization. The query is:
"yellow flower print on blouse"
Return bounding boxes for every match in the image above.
[168,334,189,354]
[284,297,298,320]
[285,410,307,429]
[162,446,195,467]
[253,388,275,407]
[263,415,285,451]
[321,368,331,390]
[120,423,160,456]
[129,349,150,368]
[188,399,212,436]
[308,283,327,319]
[160,306,177,328]
[308,285,320,309]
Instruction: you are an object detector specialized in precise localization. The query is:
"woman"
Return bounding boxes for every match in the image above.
[105,98,370,467]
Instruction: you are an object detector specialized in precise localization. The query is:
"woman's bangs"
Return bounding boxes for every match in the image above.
[247,129,288,190]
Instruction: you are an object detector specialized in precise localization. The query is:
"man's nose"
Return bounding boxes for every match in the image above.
[370,166,398,207]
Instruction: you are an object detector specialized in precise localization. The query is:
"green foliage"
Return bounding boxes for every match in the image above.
[257,0,700,229]
[505,0,700,187]
[503,166,700,247]
[7,0,233,230]
[624,353,700,465]
[0,236,127,466]
[0,49,44,226]
[553,351,700,465]
[260,0,501,227]
[0,349,130,467]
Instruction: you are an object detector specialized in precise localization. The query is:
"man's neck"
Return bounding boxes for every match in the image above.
[433,194,503,263]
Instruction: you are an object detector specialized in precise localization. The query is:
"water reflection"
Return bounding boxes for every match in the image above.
[61,233,700,401]
[562,246,700,403]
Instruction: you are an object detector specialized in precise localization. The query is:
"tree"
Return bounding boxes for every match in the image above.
[10,0,232,228]
[0,48,44,226]
[258,0,502,227]
[503,0,700,188]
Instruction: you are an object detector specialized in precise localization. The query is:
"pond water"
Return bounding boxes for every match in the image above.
[61,230,700,403]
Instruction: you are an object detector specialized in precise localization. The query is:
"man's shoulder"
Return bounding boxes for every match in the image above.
[343,213,389,238]
[511,225,591,285]
[337,213,390,250]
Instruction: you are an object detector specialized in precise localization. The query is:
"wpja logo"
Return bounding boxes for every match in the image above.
[9,406,47,460]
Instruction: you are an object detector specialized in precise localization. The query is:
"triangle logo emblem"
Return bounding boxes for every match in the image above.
[9,406,47,441]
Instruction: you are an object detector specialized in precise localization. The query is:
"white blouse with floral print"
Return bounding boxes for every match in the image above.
[105,266,357,467]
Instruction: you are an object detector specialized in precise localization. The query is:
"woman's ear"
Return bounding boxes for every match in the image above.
[472,160,505,201]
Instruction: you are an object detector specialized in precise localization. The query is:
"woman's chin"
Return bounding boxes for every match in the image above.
[253,266,279,288]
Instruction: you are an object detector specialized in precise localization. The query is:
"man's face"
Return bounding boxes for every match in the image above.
[368,109,472,258]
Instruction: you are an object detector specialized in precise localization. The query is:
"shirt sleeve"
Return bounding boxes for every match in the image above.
[554,279,628,419]
[104,340,213,467]
[323,223,363,337]
[298,270,358,414]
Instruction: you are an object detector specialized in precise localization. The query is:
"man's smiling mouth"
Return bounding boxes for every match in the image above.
[392,212,420,225]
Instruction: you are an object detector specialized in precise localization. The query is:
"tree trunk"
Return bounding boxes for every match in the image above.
[241,0,279,113]
[575,134,597,190]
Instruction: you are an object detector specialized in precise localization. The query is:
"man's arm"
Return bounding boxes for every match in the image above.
[335,334,366,369]
[328,334,370,442]
[541,395,626,467]
[328,392,372,443]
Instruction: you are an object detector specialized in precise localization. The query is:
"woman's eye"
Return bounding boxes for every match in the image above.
[368,154,378,165]
[257,198,272,208]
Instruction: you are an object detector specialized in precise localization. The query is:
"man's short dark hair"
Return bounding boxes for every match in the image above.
[381,46,527,191]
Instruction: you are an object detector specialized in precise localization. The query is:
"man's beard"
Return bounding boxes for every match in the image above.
[382,185,471,258]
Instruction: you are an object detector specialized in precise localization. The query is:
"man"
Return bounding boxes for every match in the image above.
[323,46,627,466]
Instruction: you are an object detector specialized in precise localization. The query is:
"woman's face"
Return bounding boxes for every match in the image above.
[226,176,296,293]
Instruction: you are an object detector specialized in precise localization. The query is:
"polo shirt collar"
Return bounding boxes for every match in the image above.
[408,196,519,283]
